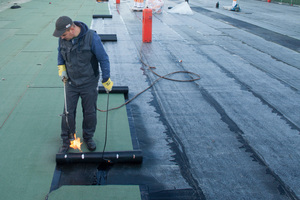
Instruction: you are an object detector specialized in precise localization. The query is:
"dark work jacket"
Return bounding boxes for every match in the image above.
[57,21,110,87]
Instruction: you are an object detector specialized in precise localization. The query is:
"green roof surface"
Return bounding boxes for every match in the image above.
[0,0,140,199]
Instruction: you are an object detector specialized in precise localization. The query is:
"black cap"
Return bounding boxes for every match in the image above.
[53,16,73,37]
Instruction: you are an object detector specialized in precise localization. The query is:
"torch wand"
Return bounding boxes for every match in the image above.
[63,80,74,141]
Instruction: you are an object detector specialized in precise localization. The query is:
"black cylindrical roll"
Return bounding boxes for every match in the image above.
[98,34,118,42]
[98,86,128,98]
[56,150,142,164]
[93,15,112,18]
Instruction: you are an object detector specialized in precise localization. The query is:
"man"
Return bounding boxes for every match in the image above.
[53,16,113,153]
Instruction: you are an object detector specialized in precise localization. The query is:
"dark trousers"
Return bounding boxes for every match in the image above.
[61,80,98,142]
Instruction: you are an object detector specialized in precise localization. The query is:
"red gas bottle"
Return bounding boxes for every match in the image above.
[142,8,152,43]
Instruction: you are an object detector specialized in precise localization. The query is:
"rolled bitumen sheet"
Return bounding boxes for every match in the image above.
[99,34,117,41]
[98,86,128,97]
[93,14,113,18]
[56,150,143,164]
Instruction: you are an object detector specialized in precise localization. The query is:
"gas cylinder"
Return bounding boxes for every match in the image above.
[142,8,152,43]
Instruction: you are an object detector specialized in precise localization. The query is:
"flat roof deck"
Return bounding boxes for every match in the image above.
[0,0,300,199]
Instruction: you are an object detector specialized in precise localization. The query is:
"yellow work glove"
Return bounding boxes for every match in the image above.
[58,65,68,82]
[102,78,113,92]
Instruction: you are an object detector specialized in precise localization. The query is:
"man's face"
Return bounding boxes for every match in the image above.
[60,28,73,41]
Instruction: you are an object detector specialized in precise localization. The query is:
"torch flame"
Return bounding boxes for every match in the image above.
[70,134,82,152]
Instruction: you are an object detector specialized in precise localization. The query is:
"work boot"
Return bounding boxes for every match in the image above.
[84,138,96,151]
[68,132,75,141]
[59,140,70,153]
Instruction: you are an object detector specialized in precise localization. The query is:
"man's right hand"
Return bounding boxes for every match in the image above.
[102,78,113,92]
[58,65,68,81]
